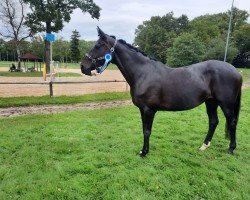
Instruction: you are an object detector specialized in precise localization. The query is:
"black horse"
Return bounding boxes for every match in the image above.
[81,27,242,156]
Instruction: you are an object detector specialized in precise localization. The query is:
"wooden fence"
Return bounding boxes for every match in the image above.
[0,80,128,97]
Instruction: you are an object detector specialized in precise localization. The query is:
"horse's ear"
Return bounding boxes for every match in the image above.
[97,26,106,40]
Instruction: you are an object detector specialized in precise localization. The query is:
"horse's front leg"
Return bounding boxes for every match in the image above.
[139,107,156,157]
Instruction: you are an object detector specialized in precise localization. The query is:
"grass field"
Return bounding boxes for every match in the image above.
[0,89,249,199]
[0,92,131,108]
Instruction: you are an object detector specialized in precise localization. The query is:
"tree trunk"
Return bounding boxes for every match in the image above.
[16,46,21,70]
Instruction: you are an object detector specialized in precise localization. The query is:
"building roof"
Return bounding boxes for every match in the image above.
[20,53,41,61]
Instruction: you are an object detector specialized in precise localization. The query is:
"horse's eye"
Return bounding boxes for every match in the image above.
[95,44,101,49]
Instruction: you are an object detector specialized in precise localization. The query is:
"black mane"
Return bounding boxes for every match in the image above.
[118,39,158,61]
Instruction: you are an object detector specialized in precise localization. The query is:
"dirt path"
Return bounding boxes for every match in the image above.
[0,70,128,97]
[0,100,133,118]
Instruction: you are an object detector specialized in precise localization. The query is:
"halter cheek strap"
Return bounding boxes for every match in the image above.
[96,53,112,73]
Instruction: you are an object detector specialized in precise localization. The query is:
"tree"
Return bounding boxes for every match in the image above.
[30,35,45,61]
[0,39,6,61]
[23,0,101,72]
[167,33,205,67]
[134,12,189,63]
[79,40,95,60]
[232,24,250,67]
[53,37,70,63]
[234,24,250,55]
[191,8,249,37]
[70,30,81,62]
[204,37,237,63]
[189,19,220,44]
[0,0,31,69]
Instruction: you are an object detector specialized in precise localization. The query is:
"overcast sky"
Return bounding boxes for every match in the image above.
[59,0,250,43]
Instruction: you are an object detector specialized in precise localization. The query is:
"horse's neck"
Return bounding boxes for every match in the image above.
[113,44,147,86]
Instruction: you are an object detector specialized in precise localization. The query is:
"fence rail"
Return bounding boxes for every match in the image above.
[0,80,128,97]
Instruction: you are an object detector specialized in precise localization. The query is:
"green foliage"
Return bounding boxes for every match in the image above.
[24,0,101,33]
[230,7,250,32]
[134,12,189,63]
[204,37,238,63]
[134,8,249,65]
[70,30,81,62]
[167,33,205,67]
[234,24,250,55]
[23,0,100,72]
[29,36,45,60]
[0,89,250,199]
[53,37,71,62]
[79,40,95,60]
[189,19,220,44]
[191,8,249,36]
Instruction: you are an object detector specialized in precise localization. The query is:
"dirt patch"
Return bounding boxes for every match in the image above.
[0,100,133,118]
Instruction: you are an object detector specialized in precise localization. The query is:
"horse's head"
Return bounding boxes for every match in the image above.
[80,27,117,76]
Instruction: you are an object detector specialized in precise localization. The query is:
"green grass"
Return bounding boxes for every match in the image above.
[0,89,249,199]
[0,92,131,108]
[0,71,82,77]
[238,68,250,75]
[237,68,250,83]
[0,61,19,67]
[56,72,82,77]
[0,71,43,77]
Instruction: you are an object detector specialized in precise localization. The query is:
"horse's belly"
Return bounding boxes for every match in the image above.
[159,99,204,111]
[158,90,209,111]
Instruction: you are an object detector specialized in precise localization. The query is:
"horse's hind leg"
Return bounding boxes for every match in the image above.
[199,99,219,151]
[220,103,237,154]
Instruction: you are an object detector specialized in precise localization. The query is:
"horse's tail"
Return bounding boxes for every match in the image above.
[225,88,242,139]
[234,88,241,124]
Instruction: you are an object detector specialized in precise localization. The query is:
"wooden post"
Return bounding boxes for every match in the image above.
[49,81,53,97]
[43,63,46,81]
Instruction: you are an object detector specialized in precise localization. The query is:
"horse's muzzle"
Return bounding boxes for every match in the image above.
[81,64,92,76]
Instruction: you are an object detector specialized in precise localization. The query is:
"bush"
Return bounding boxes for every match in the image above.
[204,37,238,63]
[167,33,205,67]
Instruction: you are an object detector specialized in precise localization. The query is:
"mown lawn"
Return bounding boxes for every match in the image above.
[0,71,43,77]
[0,92,131,108]
[0,89,249,199]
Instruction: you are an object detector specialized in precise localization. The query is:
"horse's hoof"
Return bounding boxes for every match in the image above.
[227,149,234,155]
[199,142,211,151]
[139,150,147,157]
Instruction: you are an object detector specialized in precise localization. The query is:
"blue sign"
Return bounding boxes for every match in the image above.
[46,33,56,42]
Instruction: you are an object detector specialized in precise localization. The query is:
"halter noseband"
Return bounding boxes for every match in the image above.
[85,39,117,74]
